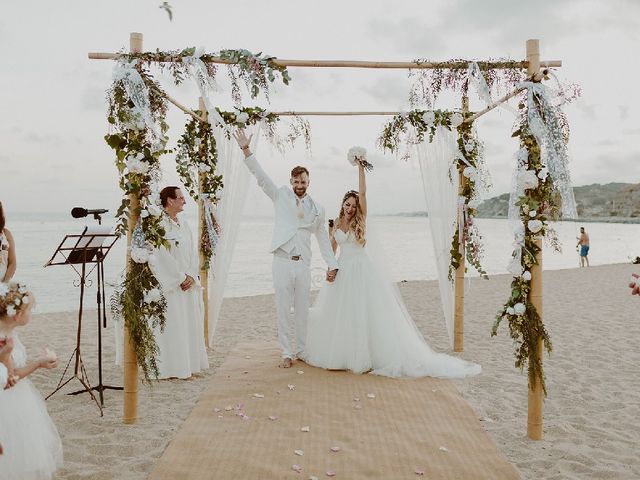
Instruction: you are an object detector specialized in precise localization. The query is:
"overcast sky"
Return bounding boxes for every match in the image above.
[1,0,639,219]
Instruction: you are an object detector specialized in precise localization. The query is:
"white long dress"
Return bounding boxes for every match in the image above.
[0,230,9,281]
[0,334,63,480]
[148,215,209,379]
[304,229,481,378]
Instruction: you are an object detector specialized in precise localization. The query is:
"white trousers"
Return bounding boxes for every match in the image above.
[272,256,311,359]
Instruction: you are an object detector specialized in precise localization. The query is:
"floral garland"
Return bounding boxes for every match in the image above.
[121,47,290,104]
[105,62,170,382]
[491,79,578,395]
[377,109,489,279]
[175,106,281,270]
[408,58,527,108]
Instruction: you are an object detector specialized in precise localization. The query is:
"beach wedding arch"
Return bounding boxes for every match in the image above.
[91,35,577,441]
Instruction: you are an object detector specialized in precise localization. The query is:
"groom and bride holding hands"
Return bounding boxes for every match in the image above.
[233,129,480,379]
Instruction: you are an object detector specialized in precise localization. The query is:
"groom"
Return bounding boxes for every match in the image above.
[234,129,339,368]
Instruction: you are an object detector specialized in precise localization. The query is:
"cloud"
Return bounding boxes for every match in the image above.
[361,76,410,106]
[82,85,107,112]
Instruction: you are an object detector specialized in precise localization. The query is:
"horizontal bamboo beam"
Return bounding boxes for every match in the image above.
[88,52,562,69]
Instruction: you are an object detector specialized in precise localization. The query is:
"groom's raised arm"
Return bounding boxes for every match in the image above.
[234,128,278,202]
[314,208,339,271]
[243,154,279,202]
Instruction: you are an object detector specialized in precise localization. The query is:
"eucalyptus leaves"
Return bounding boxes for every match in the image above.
[378,109,489,280]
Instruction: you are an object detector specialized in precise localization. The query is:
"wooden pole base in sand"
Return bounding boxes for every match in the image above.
[526,39,544,441]
[122,32,143,425]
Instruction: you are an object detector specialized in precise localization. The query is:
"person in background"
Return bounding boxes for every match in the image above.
[577,226,590,268]
[0,202,17,282]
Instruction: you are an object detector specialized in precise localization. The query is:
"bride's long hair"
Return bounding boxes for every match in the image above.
[337,190,366,246]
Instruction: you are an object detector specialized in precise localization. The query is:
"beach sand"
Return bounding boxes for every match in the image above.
[14,263,640,479]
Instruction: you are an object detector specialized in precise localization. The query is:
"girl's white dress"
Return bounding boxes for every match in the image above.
[304,229,481,378]
[0,334,63,480]
[0,230,9,280]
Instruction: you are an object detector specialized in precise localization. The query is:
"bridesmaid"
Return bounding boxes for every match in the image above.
[0,201,17,282]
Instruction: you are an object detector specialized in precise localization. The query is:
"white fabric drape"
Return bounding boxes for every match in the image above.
[207,124,261,344]
[412,126,459,348]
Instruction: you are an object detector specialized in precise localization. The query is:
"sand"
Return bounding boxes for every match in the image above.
[12,263,640,479]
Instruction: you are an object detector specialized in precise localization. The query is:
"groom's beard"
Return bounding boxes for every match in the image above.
[294,187,307,197]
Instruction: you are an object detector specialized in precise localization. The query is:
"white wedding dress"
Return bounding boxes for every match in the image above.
[304,229,481,378]
[0,334,63,480]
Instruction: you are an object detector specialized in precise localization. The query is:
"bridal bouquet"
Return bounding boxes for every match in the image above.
[347,146,374,172]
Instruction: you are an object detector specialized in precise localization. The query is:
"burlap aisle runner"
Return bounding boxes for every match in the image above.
[149,342,519,479]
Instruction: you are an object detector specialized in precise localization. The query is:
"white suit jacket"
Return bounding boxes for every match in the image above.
[244,154,338,270]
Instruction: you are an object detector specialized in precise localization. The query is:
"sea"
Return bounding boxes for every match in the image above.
[9,212,640,313]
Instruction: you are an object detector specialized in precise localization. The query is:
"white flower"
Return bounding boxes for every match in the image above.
[43,348,57,362]
[18,285,28,294]
[464,140,475,153]
[529,210,537,218]
[513,303,526,315]
[521,271,532,281]
[421,110,435,126]
[140,209,150,219]
[506,307,515,315]
[198,163,212,173]
[144,288,162,304]
[468,198,482,209]
[347,146,367,167]
[147,204,163,217]
[194,46,206,58]
[125,156,150,174]
[6,305,16,317]
[0,283,9,296]
[22,295,31,305]
[537,167,549,181]
[131,247,150,264]
[13,298,21,307]
[235,111,249,124]
[518,169,539,191]
[522,204,530,214]
[517,148,528,163]
[528,219,543,233]
[449,112,464,128]
[462,166,477,179]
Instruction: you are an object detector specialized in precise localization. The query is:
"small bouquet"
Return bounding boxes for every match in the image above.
[347,146,373,172]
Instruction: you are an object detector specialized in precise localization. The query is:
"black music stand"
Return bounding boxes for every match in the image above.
[44,225,119,415]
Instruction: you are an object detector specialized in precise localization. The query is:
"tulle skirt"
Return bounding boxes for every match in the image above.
[304,248,481,379]
[0,379,63,480]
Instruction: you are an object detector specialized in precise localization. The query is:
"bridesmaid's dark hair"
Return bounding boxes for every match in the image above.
[0,201,5,232]
[160,186,180,207]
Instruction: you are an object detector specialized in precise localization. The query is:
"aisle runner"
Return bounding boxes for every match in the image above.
[149,342,519,479]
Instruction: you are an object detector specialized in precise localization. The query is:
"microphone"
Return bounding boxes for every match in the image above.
[71,207,109,218]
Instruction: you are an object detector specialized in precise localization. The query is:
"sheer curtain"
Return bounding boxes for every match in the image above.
[207,124,261,345]
[412,126,459,348]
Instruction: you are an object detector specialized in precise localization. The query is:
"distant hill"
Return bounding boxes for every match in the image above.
[476,182,640,221]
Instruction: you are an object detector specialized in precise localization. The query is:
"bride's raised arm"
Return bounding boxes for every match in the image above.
[358,163,367,217]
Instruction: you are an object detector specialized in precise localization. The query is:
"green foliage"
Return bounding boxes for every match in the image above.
[110,261,167,382]
[105,66,171,381]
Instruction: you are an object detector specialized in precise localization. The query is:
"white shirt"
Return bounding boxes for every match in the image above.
[277,194,316,257]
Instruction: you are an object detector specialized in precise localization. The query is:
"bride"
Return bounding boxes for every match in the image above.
[303,151,481,379]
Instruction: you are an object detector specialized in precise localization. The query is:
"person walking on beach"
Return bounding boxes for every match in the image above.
[577,226,590,267]
[233,129,339,368]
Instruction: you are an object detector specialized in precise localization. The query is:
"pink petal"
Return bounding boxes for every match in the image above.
[213,408,221,412]
[301,426,310,432]
[415,469,425,476]
[326,471,336,477]
[292,464,302,473]
[353,397,360,402]
[268,415,278,421]
[330,446,341,452]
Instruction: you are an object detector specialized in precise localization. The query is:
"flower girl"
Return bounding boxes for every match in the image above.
[0,282,63,480]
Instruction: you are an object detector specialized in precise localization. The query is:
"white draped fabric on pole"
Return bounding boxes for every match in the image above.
[207,124,261,345]
[412,126,459,348]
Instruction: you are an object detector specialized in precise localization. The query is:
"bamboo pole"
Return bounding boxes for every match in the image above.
[526,38,544,441]
[453,96,469,352]
[122,32,143,425]
[198,98,211,348]
[88,52,561,70]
